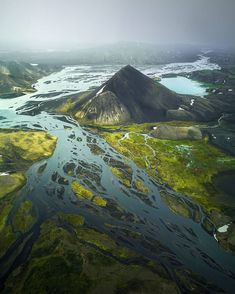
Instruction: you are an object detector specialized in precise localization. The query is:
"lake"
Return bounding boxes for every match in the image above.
[160,76,207,96]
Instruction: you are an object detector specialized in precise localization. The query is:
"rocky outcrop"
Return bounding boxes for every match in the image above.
[0,61,58,97]
[74,91,131,124]
[151,125,202,140]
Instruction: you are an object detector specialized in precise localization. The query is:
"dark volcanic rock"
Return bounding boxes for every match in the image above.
[151,125,202,140]
[72,65,182,124]
[202,124,235,155]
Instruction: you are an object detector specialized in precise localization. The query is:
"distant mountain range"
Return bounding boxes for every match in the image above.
[0,61,58,98]
[0,43,200,66]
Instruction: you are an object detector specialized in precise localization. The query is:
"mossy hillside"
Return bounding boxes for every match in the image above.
[56,98,76,113]
[0,130,57,162]
[101,124,235,212]
[56,91,91,115]
[71,181,107,207]
[4,217,179,294]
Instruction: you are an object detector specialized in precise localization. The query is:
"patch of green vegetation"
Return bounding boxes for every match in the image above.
[58,212,85,227]
[111,167,132,188]
[160,192,190,218]
[135,180,149,194]
[0,173,26,199]
[58,213,136,259]
[4,218,179,294]
[90,120,202,134]
[71,181,94,200]
[76,227,138,259]
[101,123,235,213]
[0,200,15,258]
[56,91,91,116]
[0,130,57,200]
[0,129,57,257]
[4,220,89,294]
[71,181,108,207]
[56,98,75,113]
[92,196,107,207]
[0,225,15,258]
[0,130,57,161]
[12,200,36,233]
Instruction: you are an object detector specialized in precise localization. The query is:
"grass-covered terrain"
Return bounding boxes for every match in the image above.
[98,122,235,215]
[3,214,180,294]
[0,130,57,259]
[71,181,107,207]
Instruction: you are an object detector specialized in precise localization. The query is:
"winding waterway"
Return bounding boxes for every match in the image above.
[1,56,235,293]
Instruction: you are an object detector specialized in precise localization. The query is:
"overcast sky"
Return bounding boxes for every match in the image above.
[0,0,234,50]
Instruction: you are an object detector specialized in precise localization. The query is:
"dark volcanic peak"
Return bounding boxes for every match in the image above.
[72,65,186,124]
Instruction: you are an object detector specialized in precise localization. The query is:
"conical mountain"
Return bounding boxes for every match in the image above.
[72,65,182,124]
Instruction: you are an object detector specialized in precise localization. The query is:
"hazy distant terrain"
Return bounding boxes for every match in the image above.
[0,43,200,65]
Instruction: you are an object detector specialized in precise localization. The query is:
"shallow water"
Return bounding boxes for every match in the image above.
[0,57,235,293]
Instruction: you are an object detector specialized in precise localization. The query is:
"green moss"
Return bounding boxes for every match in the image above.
[161,192,190,218]
[71,182,108,207]
[0,225,15,258]
[56,99,75,113]
[4,219,179,294]
[58,212,85,227]
[92,196,107,207]
[135,180,149,194]
[4,220,89,294]
[0,130,57,162]
[101,123,235,213]
[111,167,132,188]
[0,202,12,232]
[13,200,36,233]
[0,173,26,199]
[0,200,15,258]
[71,181,94,200]
[76,227,137,259]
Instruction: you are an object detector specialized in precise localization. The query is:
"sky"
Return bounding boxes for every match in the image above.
[0,0,234,50]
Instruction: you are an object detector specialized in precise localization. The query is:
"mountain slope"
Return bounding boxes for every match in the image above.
[71,65,183,124]
[0,61,58,98]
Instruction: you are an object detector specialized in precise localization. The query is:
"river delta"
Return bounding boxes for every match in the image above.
[0,56,235,293]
